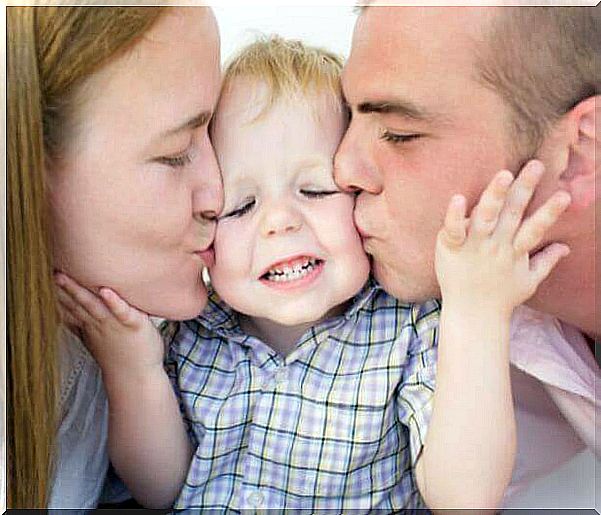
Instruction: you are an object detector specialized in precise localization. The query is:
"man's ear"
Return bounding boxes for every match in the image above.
[537,95,598,209]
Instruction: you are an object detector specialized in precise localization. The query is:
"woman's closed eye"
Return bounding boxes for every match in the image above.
[155,152,192,169]
[220,198,256,219]
[154,131,199,169]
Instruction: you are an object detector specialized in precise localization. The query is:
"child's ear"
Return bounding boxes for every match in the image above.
[537,95,598,209]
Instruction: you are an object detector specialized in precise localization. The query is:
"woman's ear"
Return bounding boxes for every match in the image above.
[560,95,598,209]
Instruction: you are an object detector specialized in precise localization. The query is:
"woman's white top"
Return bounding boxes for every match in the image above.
[48,329,111,509]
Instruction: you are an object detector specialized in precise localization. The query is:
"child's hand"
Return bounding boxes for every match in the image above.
[55,273,164,376]
[435,160,571,317]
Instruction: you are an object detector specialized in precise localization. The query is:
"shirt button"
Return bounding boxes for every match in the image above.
[274,368,287,386]
[262,368,287,390]
[247,490,264,507]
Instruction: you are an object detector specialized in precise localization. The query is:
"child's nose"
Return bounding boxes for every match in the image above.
[260,203,303,238]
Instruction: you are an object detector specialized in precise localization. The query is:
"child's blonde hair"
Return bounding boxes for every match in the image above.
[222,34,345,117]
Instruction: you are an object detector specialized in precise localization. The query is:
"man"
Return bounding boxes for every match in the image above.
[335,5,599,508]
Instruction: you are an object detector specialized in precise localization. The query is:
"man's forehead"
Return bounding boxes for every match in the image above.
[352,5,497,57]
[343,6,497,98]
[341,23,418,106]
[359,5,497,30]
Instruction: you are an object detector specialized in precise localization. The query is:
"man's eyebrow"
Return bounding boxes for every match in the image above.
[161,110,212,137]
[357,100,434,121]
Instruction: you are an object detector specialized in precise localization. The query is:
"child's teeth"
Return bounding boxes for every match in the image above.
[266,258,319,282]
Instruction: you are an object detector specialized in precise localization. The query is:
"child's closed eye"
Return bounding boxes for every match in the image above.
[300,189,339,199]
[220,198,256,219]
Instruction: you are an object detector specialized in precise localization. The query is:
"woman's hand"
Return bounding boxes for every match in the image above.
[435,159,572,318]
[55,273,164,377]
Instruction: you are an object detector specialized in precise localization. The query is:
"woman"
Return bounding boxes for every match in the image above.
[7,6,222,508]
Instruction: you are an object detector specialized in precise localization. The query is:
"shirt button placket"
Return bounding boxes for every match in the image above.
[262,366,287,391]
[274,367,287,387]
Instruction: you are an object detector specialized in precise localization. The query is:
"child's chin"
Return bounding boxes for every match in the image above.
[269,307,333,326]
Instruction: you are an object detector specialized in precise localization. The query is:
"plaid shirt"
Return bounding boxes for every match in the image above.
[164,279,440,511]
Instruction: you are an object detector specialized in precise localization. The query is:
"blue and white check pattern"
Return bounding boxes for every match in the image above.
[164,279,440,511]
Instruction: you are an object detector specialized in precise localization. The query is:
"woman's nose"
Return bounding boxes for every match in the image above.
[192,139,224,222]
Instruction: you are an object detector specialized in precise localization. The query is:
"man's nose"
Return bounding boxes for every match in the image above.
[192,138,224,223]
[334,124,382,195]
[260,201,303,238]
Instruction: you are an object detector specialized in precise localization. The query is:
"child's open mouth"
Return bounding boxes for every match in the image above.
[259,256,324,289]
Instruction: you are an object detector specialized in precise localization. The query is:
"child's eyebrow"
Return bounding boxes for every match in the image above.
[294,156,332,171]
[222,177,257,197]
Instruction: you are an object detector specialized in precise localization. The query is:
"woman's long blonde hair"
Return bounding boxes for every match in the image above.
[7,6,166,507]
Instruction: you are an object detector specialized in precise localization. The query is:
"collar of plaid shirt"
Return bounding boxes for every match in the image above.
[198,275,383,343]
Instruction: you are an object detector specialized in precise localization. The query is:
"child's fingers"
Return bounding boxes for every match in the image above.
[513,190,571,255]
[59,308,83,335]
[494,160,545,241]
[56,287,100,335]
[98,288,141,327]
[57,303,79,328]
[57,303,86,337]
[56,287,87,327]
[439,194,468,247]
[54,273,110,321]
[529,242,571,287]
[468,170,514,239]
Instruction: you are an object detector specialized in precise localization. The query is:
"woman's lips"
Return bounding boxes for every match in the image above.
[194,248,215,268]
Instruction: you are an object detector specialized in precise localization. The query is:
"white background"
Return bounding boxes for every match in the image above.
[214,5,357,63]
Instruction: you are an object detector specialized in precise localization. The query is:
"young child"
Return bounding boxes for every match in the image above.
[56,36,571,511]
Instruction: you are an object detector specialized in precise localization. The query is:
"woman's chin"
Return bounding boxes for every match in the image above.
[130,285,209,321]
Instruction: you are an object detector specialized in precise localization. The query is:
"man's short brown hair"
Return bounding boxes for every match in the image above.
[357,6,599,157]
[477,7,600,157]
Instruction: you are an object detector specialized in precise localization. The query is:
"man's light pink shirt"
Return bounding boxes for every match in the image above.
[505,305,599,503]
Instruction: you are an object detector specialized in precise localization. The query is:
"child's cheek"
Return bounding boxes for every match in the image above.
[213,221,242,274]
[212,222,228,261]
[319,195,361,241]
[211,219,252,307]
[213,217,256,273]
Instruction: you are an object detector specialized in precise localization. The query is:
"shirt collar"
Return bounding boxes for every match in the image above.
[198,275,382,340]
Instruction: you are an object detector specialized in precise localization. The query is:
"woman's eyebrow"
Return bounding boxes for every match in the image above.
[162,110,212,137]
[146,111,212,152]
[144,111,213,156]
